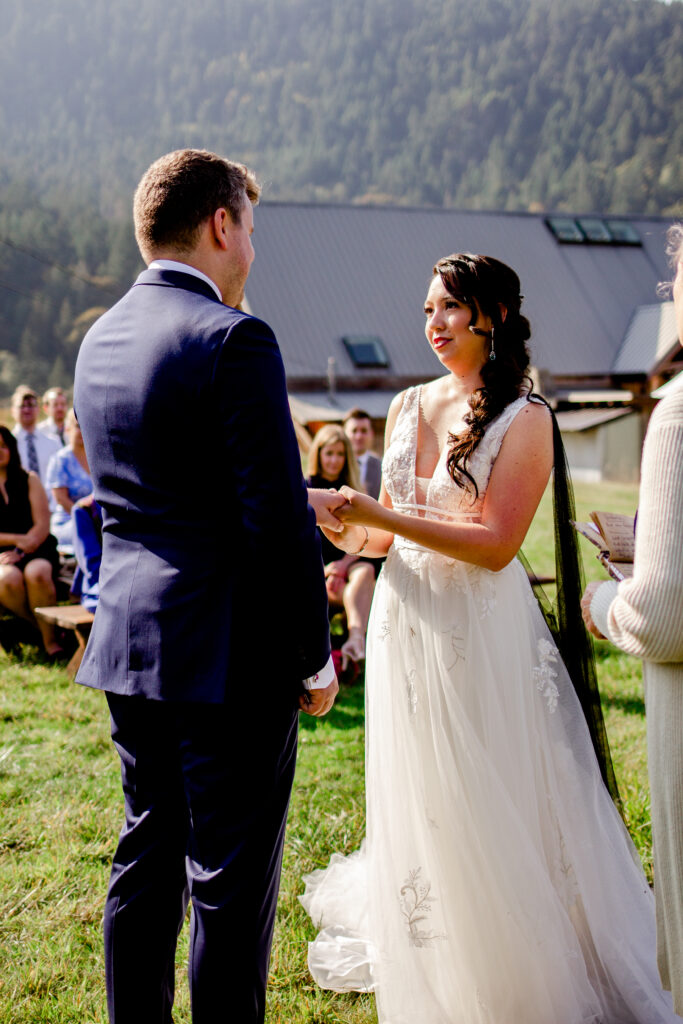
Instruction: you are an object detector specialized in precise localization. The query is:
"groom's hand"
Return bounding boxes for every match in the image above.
[299,677,339,717]
[308,488,348,533]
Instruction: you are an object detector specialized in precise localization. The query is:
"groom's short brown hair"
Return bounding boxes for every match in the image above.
[134,149,261,262]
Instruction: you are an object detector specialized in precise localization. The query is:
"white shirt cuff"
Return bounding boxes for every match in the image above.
[303,654,336,690]
[590,579,620,639]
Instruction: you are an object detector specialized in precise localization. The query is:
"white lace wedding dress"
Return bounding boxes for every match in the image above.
[301,387,679,1024]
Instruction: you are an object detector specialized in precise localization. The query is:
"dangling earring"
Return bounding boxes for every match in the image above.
[489,326,496,362]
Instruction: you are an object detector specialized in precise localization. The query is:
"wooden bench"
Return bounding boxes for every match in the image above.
[527,571,555,589]
[34,605,95,678]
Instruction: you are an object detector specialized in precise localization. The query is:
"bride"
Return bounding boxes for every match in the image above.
[300,253,680,1023]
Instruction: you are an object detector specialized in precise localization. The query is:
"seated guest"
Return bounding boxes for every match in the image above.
[46,409,92,551]
[306,424,375,669]
[11,385,60,501]
[71,495,102,612]
[0,425,62,655]
[343,407,382,499]
[38,386,68,445]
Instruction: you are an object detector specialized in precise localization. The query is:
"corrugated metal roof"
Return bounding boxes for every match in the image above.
[245,204,674,382]
[554,389,633,403]
[612,301,678,374]
[289,390,397,422]
[554,408,635,432]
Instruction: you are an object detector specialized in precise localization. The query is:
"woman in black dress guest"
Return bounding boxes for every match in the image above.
[0,425,61,654]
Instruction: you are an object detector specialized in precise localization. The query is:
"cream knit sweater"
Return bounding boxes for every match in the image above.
[591,387,683,1012]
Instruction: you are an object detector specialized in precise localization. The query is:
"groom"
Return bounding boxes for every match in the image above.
[73,149,338,1023]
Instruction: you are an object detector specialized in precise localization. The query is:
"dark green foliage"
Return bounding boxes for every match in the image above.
[0,0,680,212]
[0,179,142,397]
[0,0,680,393]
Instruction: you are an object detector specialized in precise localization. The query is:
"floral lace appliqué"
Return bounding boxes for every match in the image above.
[444,628,465,670]
[555,830,580,909]
[405,668,418,715]
[533,638,559,713]
[399,868,446,947]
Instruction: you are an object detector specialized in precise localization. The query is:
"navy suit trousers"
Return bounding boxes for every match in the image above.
[104,691,299,1024]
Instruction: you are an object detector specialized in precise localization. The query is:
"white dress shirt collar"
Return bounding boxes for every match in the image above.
[148,260,223,303]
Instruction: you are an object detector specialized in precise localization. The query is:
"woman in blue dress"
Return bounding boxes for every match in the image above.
[46,409,92,551]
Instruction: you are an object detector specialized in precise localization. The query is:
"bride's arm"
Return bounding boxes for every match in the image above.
[320,391,405,558]
[337,402,553,571]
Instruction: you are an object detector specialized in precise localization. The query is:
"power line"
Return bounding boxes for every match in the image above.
[0,234,121,298]
[0,277,65,312]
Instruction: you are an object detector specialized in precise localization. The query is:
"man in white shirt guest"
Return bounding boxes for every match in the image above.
[37,386,68,445]
[343,407,382,499]
[11,385,60,497]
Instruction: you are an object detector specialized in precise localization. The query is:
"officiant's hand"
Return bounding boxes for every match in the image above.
[299,677,339,717]
[308,488,348,533]
[580,581,606,640]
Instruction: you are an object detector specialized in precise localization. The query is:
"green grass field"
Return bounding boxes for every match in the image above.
[0,481,645,1023]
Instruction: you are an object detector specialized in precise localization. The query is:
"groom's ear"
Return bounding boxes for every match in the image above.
[212,208,231,250]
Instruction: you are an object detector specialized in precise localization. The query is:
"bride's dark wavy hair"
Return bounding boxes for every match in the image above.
[434,253,622,810]
[434,254,533,496]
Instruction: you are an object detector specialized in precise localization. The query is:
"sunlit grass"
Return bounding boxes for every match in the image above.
[0,480,647,1022]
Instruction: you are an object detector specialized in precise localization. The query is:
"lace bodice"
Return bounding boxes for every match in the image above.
[382,386,530,522]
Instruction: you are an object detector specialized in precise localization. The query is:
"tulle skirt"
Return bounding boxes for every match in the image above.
[301,540,679,1023]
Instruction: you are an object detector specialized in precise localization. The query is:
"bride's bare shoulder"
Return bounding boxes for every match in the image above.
[384,386,417,446]
[385,390,407,434]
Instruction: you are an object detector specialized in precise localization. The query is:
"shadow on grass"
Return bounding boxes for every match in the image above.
[0,611,80,667]
[604,691,646,717]
[0,641,75,672]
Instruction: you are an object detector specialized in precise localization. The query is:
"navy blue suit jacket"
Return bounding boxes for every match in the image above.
[73,268,330,702]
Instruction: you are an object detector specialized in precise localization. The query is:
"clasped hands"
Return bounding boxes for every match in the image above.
[307,485,379,539]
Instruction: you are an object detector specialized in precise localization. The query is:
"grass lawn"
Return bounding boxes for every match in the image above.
[0,480,646,1023]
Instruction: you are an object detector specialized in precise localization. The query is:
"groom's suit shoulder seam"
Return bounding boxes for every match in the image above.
[215,311,278,349]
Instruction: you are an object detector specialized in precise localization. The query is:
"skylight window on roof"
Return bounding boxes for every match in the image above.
[546,217,585,243]
[604,220,642,246]
[546,216,643,247]
[342,335,389,368]
[577,218,612,243]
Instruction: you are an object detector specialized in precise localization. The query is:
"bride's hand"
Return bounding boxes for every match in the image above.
[337,487,385,528]
[319,521,362,552]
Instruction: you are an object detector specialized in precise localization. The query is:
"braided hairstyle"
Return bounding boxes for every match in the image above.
[434,254,533,496]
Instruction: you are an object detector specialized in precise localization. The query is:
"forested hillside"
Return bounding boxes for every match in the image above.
[0,181,140,395]
[2,0,681,213]
[0,0,681,393]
